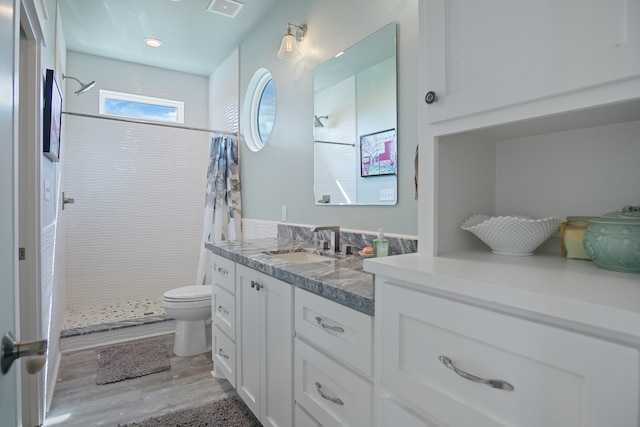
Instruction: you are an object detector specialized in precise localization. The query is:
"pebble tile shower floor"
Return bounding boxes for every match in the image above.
[63,297,166,329]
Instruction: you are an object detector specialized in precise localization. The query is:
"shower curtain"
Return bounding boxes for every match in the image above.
[196,134,242,285]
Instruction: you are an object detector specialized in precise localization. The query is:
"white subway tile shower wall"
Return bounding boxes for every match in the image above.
[63,52,210,308]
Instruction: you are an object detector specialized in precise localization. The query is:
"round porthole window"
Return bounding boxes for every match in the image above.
[242,68,276,152]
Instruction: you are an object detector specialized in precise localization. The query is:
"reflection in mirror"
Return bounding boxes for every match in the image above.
[313,22,397,205]
[258,78,276,142]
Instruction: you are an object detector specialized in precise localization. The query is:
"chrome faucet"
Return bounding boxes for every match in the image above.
[313,226,340,253]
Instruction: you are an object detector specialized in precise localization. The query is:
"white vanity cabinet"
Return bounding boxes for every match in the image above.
[235,264,293,427]
[422,0,640,123]
[373,273,640,427]
[211,254,236,386]
[293,288,374,427]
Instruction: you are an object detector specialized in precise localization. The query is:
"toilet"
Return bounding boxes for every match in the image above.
[162,284,212,357]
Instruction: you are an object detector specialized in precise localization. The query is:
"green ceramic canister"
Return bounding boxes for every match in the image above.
[583,206,640,273]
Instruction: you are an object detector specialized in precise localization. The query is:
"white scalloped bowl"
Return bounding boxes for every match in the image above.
[461,215,562,256]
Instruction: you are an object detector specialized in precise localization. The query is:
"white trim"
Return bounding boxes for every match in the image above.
[20,0,46,43]
[18,30,45,426]
[99,90,185,124]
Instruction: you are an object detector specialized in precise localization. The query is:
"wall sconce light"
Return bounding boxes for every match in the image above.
[277,23,307,60]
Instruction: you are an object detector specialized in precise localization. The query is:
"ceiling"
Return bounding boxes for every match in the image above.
[58,0,284,76]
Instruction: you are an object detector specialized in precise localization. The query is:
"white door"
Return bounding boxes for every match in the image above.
[1,0,20,425]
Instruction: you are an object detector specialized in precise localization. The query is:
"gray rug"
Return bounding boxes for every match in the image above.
[96,338,171,385]
[118,396,261,426]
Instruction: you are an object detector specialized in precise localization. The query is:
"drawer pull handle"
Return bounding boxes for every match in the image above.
[315,316,344,333]
[438,356,514,391]
[217,267,228,276]
[250,281,263,291]
[217,305,229,315]
[315,381,344,405]
[218,348,229,359]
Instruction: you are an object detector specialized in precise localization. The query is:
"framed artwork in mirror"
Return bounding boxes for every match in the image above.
[43,69,63,162]
[360,128,396,177]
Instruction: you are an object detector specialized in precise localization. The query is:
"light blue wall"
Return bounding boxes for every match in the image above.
[239,0,418,236]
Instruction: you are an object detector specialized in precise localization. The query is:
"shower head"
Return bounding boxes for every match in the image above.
[314,115,328,128]
[63,74,96,95]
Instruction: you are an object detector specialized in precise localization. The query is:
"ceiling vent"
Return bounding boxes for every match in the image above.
[206,0,243,18]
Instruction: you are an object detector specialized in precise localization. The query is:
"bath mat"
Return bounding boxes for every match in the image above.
[118,396,260,427]
[96,338,171,385]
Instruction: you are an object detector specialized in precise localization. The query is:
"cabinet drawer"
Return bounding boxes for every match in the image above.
[212,325,236,387]
[377,280,640,427]
[212,284,235,340]
[295,288,373,377]
[295,404,322,427]
[295,338,372,427]
[379,398,439,427]
[211,254,235,294]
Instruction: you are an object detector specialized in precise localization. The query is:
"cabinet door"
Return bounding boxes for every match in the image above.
[236,265,294,427]
[260,273,293,427]
[423,0,640,123]
[236,265,261,417]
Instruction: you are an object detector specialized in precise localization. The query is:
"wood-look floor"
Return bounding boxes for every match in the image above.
[45,334,236,427]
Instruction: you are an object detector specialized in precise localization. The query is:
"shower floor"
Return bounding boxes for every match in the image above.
[63,297,166,330]
[60,297,175,352]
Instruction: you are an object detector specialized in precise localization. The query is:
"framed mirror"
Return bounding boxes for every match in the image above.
[313,22,397,205]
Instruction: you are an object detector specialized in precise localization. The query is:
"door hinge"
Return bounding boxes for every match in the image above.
[19,248,25,261]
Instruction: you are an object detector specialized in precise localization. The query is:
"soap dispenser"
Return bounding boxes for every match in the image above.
[373,228,389,257]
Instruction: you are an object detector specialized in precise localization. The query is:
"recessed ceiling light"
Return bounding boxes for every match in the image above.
[144,38,164,48]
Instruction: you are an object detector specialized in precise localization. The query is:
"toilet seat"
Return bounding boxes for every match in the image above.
[163,285,212,303]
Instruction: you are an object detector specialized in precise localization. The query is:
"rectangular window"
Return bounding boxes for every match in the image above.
[99,90,184,123]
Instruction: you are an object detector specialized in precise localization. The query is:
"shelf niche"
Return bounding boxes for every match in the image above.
[436,98,640,255]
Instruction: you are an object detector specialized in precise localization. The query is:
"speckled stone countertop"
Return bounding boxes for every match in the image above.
[206,238,375,316]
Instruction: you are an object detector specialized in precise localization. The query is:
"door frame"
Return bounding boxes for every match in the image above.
[18,0,45,423]
[0,0,22,425]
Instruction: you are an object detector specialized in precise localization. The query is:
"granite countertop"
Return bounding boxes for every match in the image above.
[206,238,374,315]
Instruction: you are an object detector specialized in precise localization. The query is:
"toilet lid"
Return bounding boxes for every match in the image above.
[163,285,212,302]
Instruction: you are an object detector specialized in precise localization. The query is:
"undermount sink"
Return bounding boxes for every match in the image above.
[267,251,332,264]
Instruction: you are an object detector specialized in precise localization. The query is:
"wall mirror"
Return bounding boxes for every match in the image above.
[313,22,397,205]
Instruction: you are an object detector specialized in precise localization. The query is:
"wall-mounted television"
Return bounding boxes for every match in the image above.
[43,69,62,162]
